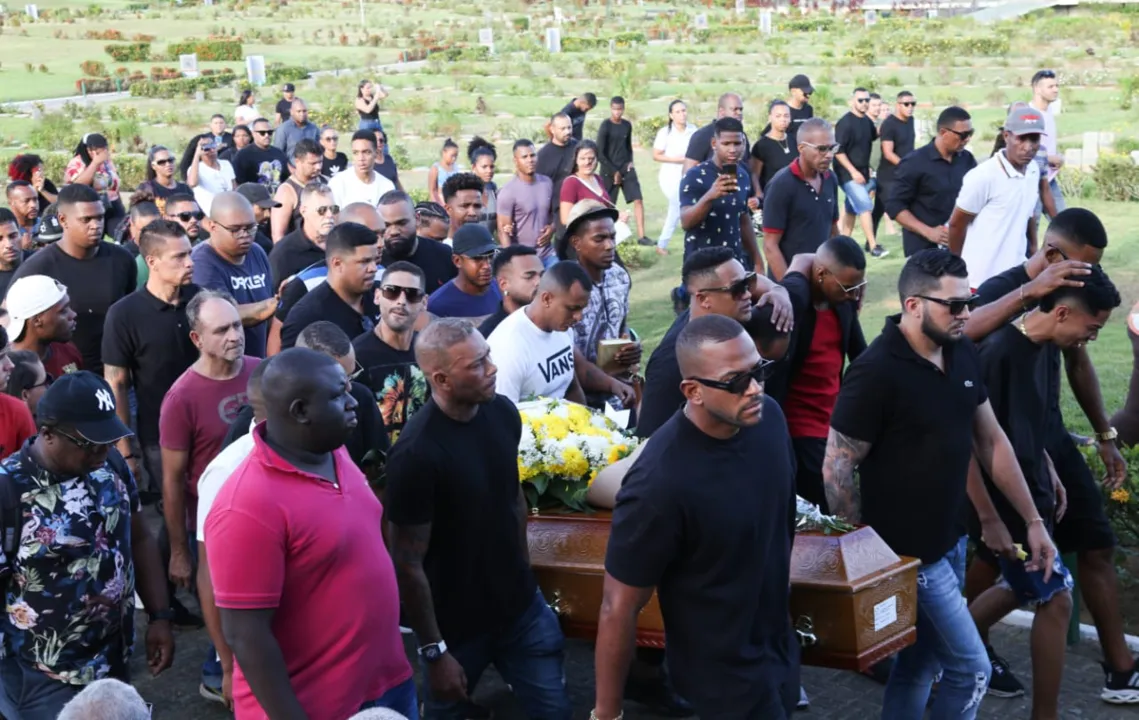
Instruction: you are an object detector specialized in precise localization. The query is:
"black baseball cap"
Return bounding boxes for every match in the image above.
[37,371,133,444]
[452,224,498,257]
[236,183,281,210]
[789,74,815,94]
[282,83,296,93]
[35,209,63,244]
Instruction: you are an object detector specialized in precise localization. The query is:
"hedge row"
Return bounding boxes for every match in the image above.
[105,42,152,62]
[166,38,243,61]
[561,32,647,51]
[129,69,238,98]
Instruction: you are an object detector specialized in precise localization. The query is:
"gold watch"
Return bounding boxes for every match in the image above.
[1096,427,1119,443]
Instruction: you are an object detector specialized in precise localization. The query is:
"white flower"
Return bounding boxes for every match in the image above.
[62,485,93,515]
[7,600,38,630]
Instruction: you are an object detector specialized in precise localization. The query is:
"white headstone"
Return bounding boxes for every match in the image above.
[245,55,267,86]
[759,9,773,34]
[735,0,745,15]
[179,53,199,78]
[609,38,616,55]
[864,9,877,26]
[545,27,562,53]
[478,27,494,47]
[927,7,938,17]
[24,3,37,19]
[204,0,212,5]
[553,6,563,24]
[694,13,708,29]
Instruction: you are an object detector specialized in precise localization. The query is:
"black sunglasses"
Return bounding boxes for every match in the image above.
[315,205,340,217]
[154,158,175,166]
[946,128,974,141]
[173,210,205,222]
[30,373,54,391]
[900,101,916,107]
[53,427,113,453]
[380,284,426,304]
[855,97,871,103]
[802,141,841,154]
[690,359,778,395]
[916,294,980,316]
[253,129,272,136]
[697,271,756,300]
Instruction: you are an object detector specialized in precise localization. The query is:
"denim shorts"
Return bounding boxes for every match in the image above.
[996,545,1074,607]
[842,178,876,215]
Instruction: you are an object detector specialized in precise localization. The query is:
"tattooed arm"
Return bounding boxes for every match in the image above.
[822,427,872,522]
[388,521,442,645]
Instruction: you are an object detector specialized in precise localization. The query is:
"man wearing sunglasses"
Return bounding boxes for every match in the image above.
[834,87,887,259]
[280,223,379,351]
[163,194,205,245]
[638,246,792,439]
[428,224,502,322]
[764,236,867,512]
[825,250,1054,719]
[270,183,337,290]
[887,105,978,257]
[0,371,174,719]
[231,117,290,191]
[762,74,815,145]
[595,314,800,720]
[874,91,916,237]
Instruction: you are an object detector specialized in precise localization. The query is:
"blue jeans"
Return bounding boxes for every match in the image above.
[882,536,990,720]
[1036,177,1066,217]
[0,653,129,720]
[360,677,419,719]
[423,589,571,719]
[842,177,877,215]
[359,118,384,132]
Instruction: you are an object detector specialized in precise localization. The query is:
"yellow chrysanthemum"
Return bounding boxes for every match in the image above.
[560,446,589,478]
[587,468,600,487]
[607,444,629,465]
[1111,488,1130,503]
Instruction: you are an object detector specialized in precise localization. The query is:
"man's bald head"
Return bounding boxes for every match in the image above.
[676,314,748,378]
[717,92,744,121]
[209,191,255,224]
[339,202,383,232]
[260,347,339,417]
[414,318,477,375]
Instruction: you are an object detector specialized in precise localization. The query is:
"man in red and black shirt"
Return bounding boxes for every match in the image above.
[765,235,866,512]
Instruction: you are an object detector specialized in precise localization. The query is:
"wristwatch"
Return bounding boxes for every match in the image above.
[1096,427,1119,443]
[147,609,175,624]
[418,640,448,664]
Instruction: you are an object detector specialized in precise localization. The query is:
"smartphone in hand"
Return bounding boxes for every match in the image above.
[720,162,737,176]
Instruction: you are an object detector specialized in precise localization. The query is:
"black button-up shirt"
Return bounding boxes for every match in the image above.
[886,140,977,256]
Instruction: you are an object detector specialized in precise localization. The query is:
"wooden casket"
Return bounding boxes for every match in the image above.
[527,513,919,670]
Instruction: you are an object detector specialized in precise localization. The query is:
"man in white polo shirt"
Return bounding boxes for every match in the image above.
[328,130,395,208]
[486,260,590,404]
[947,105,1046,290]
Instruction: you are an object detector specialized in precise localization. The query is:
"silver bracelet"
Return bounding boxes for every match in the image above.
[589,711,623,720]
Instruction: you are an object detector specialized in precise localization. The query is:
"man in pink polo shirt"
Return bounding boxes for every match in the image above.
[205,348,414,720]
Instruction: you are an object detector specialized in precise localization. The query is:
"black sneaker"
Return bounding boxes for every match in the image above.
[637,236,655,246]
[870,245,889,259]
[986,645,1025,698]
[1102,659,1139,704]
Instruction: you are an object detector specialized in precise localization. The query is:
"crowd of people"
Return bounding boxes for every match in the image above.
[0,64,1133,720]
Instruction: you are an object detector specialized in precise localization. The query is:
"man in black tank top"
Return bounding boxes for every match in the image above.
[271,139,323,242]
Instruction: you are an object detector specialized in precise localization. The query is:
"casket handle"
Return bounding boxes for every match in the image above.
[549,589,569,617]
[795,616,817,648]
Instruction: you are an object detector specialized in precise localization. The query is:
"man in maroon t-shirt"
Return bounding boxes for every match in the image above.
[159,290,259,590]
[765,236,867,513]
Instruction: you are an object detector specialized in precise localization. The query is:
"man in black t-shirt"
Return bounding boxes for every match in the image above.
[595,315,799,720]
[8,184,137,375]
[354,261,430,446]
[596,96,648,244]
[825,250,1052,718]
[379,191,456,293]
[556,92,596,142]
[962,209,1139,702]
[683,93,752,181]
[762,74,816,144]
[874,91,917,236]
[274,83,296,126]
[232,118,290,192]
[536,113,578,220]
[834,88,886,258]
[386,319,571,720]
[969,269,1118,719]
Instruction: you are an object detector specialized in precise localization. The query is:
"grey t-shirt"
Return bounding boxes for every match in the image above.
[272,120,320,162]
[497,175,555,259]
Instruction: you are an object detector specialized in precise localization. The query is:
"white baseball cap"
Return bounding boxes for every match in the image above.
[6,275,66,343]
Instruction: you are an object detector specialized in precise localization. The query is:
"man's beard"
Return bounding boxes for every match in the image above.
[921,313,960,347]
[386,233,415,257]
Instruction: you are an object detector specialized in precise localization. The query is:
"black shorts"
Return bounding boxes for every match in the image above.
[604,167,643,204]
[792,436,827,514]
[1047,422,1116,554]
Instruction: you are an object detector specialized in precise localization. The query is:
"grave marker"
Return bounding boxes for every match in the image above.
[546,27,562,53]
[24,3,37,19]
[759,9,773,34]
[179,53,199,78]
[735,0,745,15]
[864,9,877,26]
[479,27,494,53]
[553,6,563,24]
[694,13,708,29]
[245,55,266,86]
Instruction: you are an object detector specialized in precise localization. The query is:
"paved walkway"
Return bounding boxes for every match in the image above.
[131,615,1137,719]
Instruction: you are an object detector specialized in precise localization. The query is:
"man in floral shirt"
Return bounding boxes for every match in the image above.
[0,371,174,720]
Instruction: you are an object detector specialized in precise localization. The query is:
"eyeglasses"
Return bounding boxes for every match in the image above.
[689,359,778,395]
[855,97,871,104]
[215,221,257,238]
[697,271,756,300]
[350,359,364,381]
[30,373,53,391]
[53,427,113,453]
[900,101,916,107]
[314,205,340,217]
[945,128,974,141]
[173,210,205,222]
[380,284,426,304]
[827,272,868,295]
[916,294,980,316]
[253,129,272,136]
[801,142,840,155]
[201,144,217,152]
[1046,243,1069,260]
[153,157,175,166]
[323,135,339,142]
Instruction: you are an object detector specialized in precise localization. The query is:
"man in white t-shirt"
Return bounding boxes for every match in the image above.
[948,105,1045,290]
[194,360,267,709]
[486,260,592,404]
[328,130,395,208]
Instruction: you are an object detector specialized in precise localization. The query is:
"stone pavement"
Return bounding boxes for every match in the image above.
[132,615,1139,719]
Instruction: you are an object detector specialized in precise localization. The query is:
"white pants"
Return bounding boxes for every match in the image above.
[657,173,681,250]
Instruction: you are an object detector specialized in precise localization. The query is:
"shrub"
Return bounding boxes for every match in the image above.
[512,16,530,31]
[80,60,109,77]
[85,28,123,40]
[777,15,836,32]
[128,69,238,99]
[616,238,657,270]
[1115,137,1139,155]
[1081,445,1139,580]
[1056,166,1092,200]
[1091,154,1139,202]
[844,47,876,66]
[166,38,243,61]
[309,103,356,130]
[105,42,151,62]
